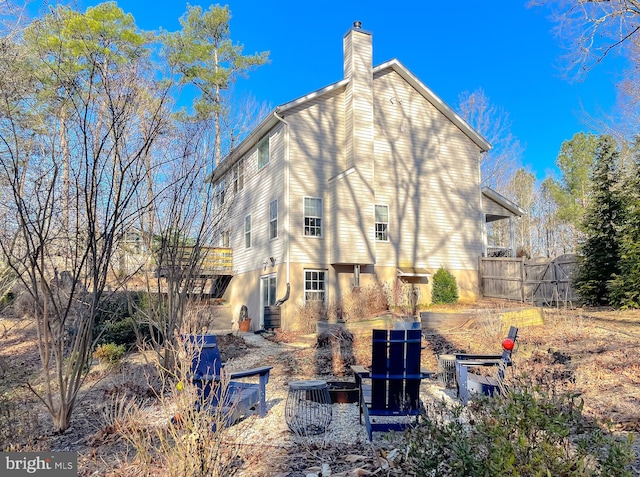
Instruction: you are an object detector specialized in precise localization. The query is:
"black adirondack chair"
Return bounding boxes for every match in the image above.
[186,334,272,426]
[455,326,518,405]
[352,329,432,440]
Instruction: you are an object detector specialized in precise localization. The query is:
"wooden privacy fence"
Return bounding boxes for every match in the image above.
[479,254,578,305]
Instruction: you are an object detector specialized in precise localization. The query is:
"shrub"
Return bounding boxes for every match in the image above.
[94,291,153,347]
[93,343,126,366]
[296,301,327,332]
[0,291,14,307]
[431,267,458,304]
[401,385,635,477]
[342,283,389,321]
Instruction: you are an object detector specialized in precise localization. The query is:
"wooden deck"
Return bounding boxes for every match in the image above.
[155,246,233,298]
[156,246,233,277]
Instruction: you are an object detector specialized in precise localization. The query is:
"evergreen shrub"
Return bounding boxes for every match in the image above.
[431,267,458,304]
[401,385,635,476]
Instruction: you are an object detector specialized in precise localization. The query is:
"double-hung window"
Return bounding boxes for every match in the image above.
[304,270,326,302]
[304,197,322,237]
[221,230,230,248]
[244,215,251,249]
[375,204,389,241]
[233,159,244,193]
[215,180,225,209]
[269,200,278,240]
[258,136,270,170]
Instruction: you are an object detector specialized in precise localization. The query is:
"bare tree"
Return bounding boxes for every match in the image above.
[457,88,523,193]
[0,4,170,432]
[530,1,640,138]
[530,0,640,78]
[134,121,225,370]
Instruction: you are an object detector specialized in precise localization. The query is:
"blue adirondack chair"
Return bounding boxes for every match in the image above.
[352,328,432,440]
[455,326,518,405]
[186,334,272,425]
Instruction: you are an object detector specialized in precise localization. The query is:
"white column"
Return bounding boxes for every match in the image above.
[509,216,516,257]
[482,215,488,257]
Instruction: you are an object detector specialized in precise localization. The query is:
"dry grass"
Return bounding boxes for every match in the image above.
[2,304,640,475]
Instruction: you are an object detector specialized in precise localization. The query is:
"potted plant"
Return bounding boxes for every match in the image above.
[238,318,252,332]
[237,304,251,332]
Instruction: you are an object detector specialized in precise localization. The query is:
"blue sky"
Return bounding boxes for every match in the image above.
[41,0,623,181]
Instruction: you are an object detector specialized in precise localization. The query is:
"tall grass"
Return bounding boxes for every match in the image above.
[114,337,246,476]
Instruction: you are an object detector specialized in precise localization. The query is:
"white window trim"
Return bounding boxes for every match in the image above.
[244,214,252,249]
[269,199,278,240]
[233,159,244,193]
[215,179,226,210]
[375,204,389,242]
[303,196,323,238]
[258,136,270,170]
[304,269,326,303]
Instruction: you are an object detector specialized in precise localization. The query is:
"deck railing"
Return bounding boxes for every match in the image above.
[156,246,233,276]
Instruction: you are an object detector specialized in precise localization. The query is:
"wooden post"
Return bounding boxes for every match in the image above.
[478,256,484,297]
[520,256,526,302]
[509,216,516,257]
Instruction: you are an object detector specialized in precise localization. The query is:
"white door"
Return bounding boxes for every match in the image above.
[260,274,277,328]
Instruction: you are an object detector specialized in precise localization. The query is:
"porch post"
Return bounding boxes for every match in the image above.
[482,215,488,257]
[509,216,516,257]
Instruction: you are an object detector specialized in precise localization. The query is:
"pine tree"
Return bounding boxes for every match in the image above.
[608,138,640,308]
[574,135,624,305]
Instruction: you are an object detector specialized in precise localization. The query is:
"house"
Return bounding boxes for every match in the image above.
[210,22,520,331]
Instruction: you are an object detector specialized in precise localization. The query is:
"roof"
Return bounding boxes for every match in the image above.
[482,187,526,217]
[209,59,491,183]
[397,267,432,278]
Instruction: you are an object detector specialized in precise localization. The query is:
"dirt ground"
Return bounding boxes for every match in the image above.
[1,301,640,475]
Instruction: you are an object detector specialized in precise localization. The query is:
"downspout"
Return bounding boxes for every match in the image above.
[273,111,291,294]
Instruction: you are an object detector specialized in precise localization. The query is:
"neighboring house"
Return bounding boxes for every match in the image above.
[210,22,520,331]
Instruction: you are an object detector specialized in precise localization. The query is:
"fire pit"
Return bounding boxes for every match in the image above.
[326,381,359,404]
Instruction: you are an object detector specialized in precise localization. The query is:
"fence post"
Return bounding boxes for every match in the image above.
[478,255,484,297]
[520,256,526,302]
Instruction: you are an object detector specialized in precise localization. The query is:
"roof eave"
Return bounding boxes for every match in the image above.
[209,79,350,183]
[211,59,491,183]
[482,186,526,216]
[277,78,350,113]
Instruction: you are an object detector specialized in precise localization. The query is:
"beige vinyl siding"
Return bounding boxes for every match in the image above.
[286,89,344,265]
[331,167,375,264]
[330,27,376,265]
[228,123,286,275]
[372,68,483,271]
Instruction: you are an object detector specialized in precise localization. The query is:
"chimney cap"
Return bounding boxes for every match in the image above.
[353,21,362,29]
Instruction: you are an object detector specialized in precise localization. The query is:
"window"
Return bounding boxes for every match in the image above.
[215,180,226,209]
[269,199,278,240]
[304,270,326,302]
[304,197,322,237]
[221,230,230,248]
[233,159,244,193]
[375,204,389,241]
[258,136,269,170]
[244,215,251,249]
